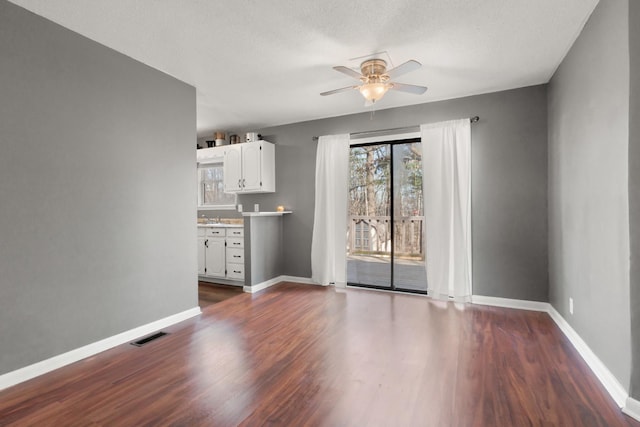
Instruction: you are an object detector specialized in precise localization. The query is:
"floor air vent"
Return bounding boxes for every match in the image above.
[130,331,169,347]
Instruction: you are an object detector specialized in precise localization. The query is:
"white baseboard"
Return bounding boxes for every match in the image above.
[471,295,550,312]
[471,295,629,409]
[0,306,201,391]
[623,397,640,422]
[243,275,319,293]
[546,306,628,408]
[243,276,283,293]
[279,276,319,285]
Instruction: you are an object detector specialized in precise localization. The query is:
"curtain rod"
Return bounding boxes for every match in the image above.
[312,116,479,141]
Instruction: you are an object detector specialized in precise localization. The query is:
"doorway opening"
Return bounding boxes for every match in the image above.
[347,138,427,293]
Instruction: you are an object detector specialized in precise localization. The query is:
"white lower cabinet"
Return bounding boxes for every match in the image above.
[226,231,245,280]
[197,229,206,276]
[198,226,245,283]
[226,247,244,264]
[204,237,226,277]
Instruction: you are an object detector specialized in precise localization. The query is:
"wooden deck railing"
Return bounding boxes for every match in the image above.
[347,215,424,259]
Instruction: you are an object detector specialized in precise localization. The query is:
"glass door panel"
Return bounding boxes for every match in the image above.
[392,143,427,292]
[346,144,392,289]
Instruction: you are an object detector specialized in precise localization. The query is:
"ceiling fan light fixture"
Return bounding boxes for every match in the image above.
[323,58,425,104]
[359,82,391,103]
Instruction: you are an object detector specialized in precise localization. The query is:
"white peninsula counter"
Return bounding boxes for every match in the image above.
[241,211,291,292]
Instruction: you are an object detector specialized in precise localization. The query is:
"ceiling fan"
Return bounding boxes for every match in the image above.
[320,58,427,105]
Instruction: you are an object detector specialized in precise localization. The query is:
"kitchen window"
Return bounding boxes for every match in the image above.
[197,161,237,210]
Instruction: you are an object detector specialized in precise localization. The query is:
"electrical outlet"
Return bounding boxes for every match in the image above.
[569,297,574,315]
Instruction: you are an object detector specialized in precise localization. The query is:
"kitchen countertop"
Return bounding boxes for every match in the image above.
[197,223,244,228]
[241,211,292,217]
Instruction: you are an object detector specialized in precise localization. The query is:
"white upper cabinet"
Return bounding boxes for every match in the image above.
[223,146,243,192]
[241,142,262,191]
[223,141,275,193]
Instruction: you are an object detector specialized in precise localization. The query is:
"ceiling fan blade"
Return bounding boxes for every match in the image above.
[390,82,428,95]
[385,60,421,79]
[333,66,364,80]
[320,86,359,96]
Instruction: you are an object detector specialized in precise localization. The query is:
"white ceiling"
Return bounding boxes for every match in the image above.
[9,0,598,137]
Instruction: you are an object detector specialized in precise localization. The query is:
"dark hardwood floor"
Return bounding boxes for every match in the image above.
[0,282,637,426]
[198,281,243,308]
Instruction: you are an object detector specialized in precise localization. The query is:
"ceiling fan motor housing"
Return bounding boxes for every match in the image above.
[360,59,390,83]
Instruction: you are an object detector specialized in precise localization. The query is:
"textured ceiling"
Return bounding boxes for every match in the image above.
[8,0,598,137]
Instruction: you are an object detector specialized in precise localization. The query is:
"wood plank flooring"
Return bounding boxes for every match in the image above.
[0,282,637,426]
[198,282,244,308]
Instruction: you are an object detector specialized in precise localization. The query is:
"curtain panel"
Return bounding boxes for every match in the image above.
[421,119,472,301]
[311,134,350,286]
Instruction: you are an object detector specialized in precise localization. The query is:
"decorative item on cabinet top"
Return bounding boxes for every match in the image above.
[201,131,263,148]
[245,132,261,143]
[215,132,227,146]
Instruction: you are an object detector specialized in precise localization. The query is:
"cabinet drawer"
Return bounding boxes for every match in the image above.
[197,228,206,237]
[226,237,244,248]
[226,247,244,263]
[227,228,244,238]
[206,228,226,237]
[226,263,245,280]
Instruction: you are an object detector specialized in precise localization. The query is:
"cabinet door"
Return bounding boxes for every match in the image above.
[205,237,226,277]
[197,237,206,275]
[223,145,243,192]
[242,142,262,191]
[257,141,275,192]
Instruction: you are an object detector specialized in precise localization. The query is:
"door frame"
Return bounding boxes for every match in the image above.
[347,136,427,295]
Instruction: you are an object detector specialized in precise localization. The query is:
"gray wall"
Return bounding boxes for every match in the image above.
[0,1,197,375]
[245,216,284,286]
[630,0,640,399]
[548,0,631,389]
[237,85,549,301]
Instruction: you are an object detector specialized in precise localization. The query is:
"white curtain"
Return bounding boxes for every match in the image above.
[311,134,350,287]
[421,119,472,301]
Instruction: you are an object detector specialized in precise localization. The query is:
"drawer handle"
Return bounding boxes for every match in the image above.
[233,255,241,258]
[233,270,242,274]
[233,242,241,245]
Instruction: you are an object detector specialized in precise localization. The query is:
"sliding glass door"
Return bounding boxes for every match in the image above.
[347,143,392,288]
[347,138,427,293]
